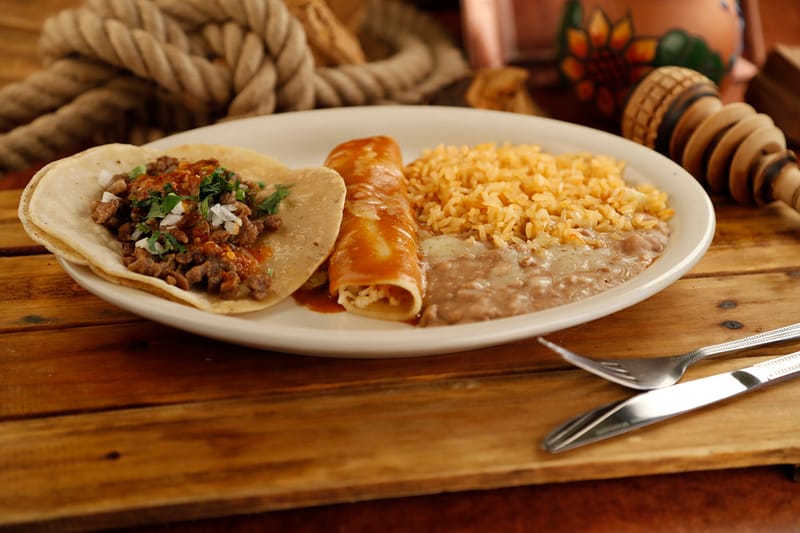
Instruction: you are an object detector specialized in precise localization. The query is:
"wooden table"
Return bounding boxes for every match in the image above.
[3,1,800,532]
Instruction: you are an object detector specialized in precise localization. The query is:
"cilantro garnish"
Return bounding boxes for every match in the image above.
[131,190,185,220]
[258,184,293,215]
[146,231,186,255]
[143,192,182,219]
[195,166,254,205]
[161,193,183,215]
[199,167,235,199]
[130,191,160,210]
[199,197,210,220]
[127,165,146,181]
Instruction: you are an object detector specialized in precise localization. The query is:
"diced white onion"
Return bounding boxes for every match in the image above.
[101,191,120,202]
[159,200,186,228]
[224,220,240,235]
[97,169,113,187]
[134,237,164,254]
[209,203,242,233]
[131,228,143,240]
[160,213,183,227]
[171,201,185,215]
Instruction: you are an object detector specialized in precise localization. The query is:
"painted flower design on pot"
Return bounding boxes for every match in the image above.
[558,7,657,117]
[557,1,731,119]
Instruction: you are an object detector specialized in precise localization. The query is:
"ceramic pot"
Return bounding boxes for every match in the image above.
[555,0,744,119]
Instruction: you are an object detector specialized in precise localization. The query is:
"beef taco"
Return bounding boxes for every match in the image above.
[19,143,347,314]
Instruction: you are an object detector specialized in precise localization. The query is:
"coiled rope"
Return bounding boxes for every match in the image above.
[0,0,468,173]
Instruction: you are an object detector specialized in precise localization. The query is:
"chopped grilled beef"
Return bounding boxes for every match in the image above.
[91,156,290,301]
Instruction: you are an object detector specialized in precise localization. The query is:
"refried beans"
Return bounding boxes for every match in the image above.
[418,223,668,326]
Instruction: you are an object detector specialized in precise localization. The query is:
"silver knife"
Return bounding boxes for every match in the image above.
[543,349,800,453]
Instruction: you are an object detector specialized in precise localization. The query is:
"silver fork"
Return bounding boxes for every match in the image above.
[537,322,800,390]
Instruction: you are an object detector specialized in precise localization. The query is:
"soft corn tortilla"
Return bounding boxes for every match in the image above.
[18,143,347,314]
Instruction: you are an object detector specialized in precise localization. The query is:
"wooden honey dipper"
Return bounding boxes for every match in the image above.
[621,66,800,209]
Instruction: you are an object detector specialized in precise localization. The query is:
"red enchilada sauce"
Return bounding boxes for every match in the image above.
[323,136,424,320]
[325,138,421,287]
[292,285,345,313]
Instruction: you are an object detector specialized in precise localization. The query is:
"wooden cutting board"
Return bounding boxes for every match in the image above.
[2,185,800,530]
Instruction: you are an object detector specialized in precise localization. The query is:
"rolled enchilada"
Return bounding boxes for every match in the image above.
[324,135,424,321]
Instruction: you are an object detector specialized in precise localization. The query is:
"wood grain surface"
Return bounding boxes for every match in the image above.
[3,182,800,531]
[2,1,800,532]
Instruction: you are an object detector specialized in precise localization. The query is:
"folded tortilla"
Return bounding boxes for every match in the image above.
[18,143,346,314]
[324,135,424,321]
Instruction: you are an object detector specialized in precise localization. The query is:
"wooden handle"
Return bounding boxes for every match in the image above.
[753,150,800,210]
[621,66,719,154]
[622,66,800,213]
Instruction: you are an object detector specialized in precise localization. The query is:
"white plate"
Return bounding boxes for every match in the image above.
[60,106,715,357]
